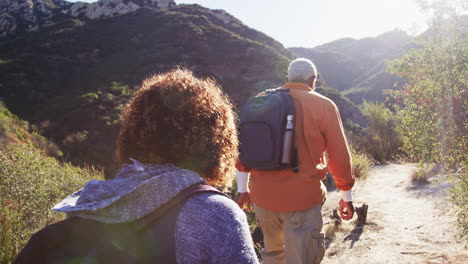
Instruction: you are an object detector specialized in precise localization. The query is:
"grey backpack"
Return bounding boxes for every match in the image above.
[239,88,298,172]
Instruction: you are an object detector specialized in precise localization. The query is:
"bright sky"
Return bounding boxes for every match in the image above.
[68,0,432,47]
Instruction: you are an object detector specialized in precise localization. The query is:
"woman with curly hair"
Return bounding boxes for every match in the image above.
[14,69,258,264]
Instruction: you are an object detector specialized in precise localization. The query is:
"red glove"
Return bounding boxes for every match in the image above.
[339,199,354,220]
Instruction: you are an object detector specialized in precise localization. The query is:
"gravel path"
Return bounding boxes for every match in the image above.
[321,164,467,264]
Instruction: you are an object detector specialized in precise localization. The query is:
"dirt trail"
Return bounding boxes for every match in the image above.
[321,164,467,264]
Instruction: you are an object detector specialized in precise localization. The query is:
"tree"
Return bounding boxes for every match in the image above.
[389,1,467,236]
[389,4,467,169]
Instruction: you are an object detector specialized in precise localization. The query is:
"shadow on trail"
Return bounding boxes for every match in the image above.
[405,164,455,199]
[405,179,452,199]
[344,222,365,249]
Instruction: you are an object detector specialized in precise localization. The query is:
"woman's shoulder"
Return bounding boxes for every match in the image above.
[182,192,246,224]
[175,192,258,263]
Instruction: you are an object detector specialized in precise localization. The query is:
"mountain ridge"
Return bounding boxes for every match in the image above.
[290,30,414,104]
[0,0,175,37]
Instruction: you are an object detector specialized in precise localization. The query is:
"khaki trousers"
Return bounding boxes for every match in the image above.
[254,203,325,264]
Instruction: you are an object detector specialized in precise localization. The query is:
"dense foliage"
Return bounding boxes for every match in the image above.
[0,101,62,157]
[389,16,466,168]
[359,101,402,163]
[389,8,467,236]
[0,143,101,264]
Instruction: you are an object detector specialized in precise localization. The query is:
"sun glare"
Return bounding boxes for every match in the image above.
[332,0,429,36]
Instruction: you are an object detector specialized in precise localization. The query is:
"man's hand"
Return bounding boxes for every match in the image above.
[339,199,354,220]
[236,192,253,211]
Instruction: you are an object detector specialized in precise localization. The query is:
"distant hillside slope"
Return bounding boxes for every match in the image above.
[290,30,413,104]
[0,101,102,264]
[0,101,62,157]
[342,61,403,104]
[0,101,33,146]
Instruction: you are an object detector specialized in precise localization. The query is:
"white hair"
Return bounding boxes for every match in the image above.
[287,58,317,82]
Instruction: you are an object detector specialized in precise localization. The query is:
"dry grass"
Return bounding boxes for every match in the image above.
[324,211,344,248]
[351,148,374,180]
[409,168,430,184]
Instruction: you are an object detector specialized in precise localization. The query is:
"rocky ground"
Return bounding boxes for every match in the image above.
[321,164,467,264]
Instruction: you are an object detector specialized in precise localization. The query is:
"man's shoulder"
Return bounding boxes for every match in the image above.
[297,90,336,107]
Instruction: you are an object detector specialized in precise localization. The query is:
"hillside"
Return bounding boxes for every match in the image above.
[0,1,365,175]
[290,30,414,104]
[0,100,62,157]
[0,101,102,263]
[342,61,402,104]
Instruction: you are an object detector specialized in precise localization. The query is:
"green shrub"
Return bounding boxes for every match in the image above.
[102,93,116,103]
[107,82,132,96]
[0,59,12,65]
[80,92,99,104]
[450,170,467,238]
[79,82,132,129]
[0,200,21,263]
[0,102,62,158]
[359,101,402,163]
[30,132,63,158]
[0,143,102,264]
[62,131,89,146]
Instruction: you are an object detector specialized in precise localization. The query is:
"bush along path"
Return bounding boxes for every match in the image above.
[321,164,467,264]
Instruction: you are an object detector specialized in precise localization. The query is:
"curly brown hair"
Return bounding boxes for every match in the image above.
[116,68,238,188]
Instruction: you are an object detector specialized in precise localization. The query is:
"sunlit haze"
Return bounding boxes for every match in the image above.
[69,0,432,47]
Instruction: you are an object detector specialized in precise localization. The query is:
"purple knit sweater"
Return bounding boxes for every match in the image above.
[53,159,258,264]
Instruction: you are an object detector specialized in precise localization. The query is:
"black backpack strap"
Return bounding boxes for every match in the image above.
[265,88,290,94]
[134,183,227,264]
[291,149,299,173]
[266,87,299,173]
[262,87,299,173]
[134,183,227,232]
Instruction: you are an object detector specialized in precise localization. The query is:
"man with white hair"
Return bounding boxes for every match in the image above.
[237,58,355,264]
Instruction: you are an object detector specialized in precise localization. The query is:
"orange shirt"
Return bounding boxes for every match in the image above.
[243,82,355,212]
